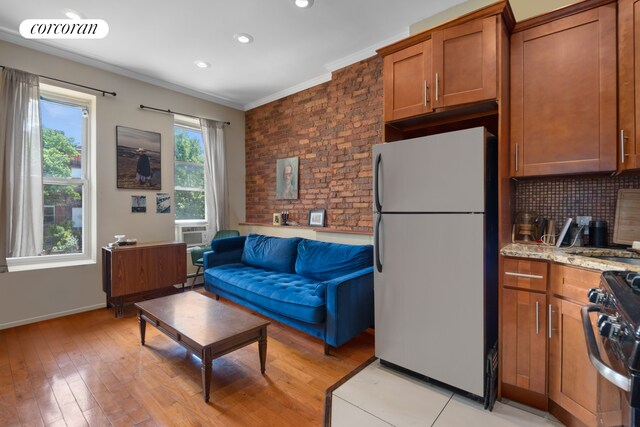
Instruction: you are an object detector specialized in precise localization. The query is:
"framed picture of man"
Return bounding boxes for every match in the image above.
[276,157,298,200]
[116,126,161,190]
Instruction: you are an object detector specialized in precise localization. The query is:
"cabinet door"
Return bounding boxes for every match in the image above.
[383,40,433,121]
[511,5,617,176]
[502,288,547,394]
[549,297,597,426]
[619,0,640,171]
[432,16,497,109]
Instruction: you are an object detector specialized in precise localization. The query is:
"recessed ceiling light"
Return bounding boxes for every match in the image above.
[61,8,85,19]
[292,0,314,8]
[234,33,254,44]
[193,60,211,69]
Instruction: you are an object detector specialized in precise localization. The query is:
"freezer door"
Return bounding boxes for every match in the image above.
[374,213,486,397]
[373,127,486,213]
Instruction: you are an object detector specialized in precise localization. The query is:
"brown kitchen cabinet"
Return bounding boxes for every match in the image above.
[503,257,548,292]
[548,263,600,426]
[431,16,497,109]
[549,263,601,304]
[510,3,617,176]
[619,0,640,171]
[501,287,547,395]
[501,258,548,402]
[378,1,512,131]
[383,40,433,122]
[548,296,597,426]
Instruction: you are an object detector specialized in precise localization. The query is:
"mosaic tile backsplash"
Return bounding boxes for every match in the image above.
[513,174,640,245]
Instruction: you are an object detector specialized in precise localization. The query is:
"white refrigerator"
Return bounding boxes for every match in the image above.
[373,127,498,401]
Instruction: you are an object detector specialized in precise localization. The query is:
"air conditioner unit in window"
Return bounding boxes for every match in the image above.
[177,225,208,247]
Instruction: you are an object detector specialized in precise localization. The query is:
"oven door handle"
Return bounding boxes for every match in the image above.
[581,304,632,392]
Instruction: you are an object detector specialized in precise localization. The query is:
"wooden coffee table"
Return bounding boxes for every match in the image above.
[135,292,269,402]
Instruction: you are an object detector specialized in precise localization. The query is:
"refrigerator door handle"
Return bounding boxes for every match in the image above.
[375,214,382,272]
[374,153,382,213]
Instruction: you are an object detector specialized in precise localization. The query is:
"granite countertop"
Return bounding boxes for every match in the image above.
[500,243,640,272]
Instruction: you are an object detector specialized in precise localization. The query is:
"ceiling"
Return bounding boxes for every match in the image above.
[0,0,465,111]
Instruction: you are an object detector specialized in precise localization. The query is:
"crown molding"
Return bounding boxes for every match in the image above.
[243,72,332,111]
[245,31,409,111]
[324,30,409,72]
[0,27,244,111]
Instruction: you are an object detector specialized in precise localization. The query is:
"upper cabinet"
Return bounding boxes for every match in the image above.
[383,41,433,122]
[378,1,513,140]
[431,16,497,109]
[619,0,640,171]
[510,3,617,177]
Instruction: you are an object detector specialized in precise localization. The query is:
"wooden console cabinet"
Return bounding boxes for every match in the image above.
[102,241,187,316]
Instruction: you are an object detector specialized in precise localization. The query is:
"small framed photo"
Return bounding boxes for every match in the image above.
[131,195,146,213]
[156,193,170,213]
[308,209,326,227]
[273,212,282,226]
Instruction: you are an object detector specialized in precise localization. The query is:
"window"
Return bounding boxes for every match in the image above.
[174,119,205,222]
[7,84,96,271]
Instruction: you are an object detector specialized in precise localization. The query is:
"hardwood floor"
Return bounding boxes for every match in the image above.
[0,290,374,426]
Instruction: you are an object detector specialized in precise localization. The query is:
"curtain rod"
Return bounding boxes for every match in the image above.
[0,65,116,96]
[139,104,230,125]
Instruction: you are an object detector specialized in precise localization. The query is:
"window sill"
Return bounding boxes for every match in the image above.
[7,254,96,272]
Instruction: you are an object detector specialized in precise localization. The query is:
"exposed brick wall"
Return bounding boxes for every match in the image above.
[245,56,382,231]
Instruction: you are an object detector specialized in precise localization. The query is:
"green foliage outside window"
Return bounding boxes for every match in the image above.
[174,128,205,220]
[42,128,81,253]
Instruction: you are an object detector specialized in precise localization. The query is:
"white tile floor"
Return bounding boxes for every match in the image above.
[331,360,563,427]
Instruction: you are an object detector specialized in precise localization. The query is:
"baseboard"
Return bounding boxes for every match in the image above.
[500,383,548,411]
[548,399,589,427]
[0,303,105,330]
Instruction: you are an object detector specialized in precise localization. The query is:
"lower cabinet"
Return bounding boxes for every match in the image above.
[502,288,547,395]
[548,296,597,426]
[501,258,600,424]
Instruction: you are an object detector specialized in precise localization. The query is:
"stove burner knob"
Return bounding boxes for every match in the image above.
[599,321,613,338]
[597,314,618,328]
[599,321,624,341]
[588,288,609,305]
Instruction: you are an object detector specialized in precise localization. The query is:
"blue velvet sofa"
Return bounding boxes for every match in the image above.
[202,233,374,353]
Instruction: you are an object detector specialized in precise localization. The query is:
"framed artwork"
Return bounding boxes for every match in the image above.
[309,209,326,227]
[156,193,170,213]
[131,195,146,213]
[116,126,161,190]
[276,157,298,200]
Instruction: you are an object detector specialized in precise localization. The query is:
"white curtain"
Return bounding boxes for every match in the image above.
[200,118,228,236]
[0,68,44,271]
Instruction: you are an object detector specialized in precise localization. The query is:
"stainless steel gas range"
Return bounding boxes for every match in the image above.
[583,271,640,427]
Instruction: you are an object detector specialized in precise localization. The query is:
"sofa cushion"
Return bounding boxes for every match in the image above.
[241,234,301,274]
[205,264,326,324]
[295,239,373,281]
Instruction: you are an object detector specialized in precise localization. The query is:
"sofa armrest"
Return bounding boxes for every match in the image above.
[203,236,246,269]
[324,267,374,348]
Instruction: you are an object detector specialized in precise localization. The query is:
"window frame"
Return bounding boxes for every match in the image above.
[7,84,97,272]
[174,117,207,225]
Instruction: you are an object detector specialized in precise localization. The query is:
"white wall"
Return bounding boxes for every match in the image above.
[0,40,246,329]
